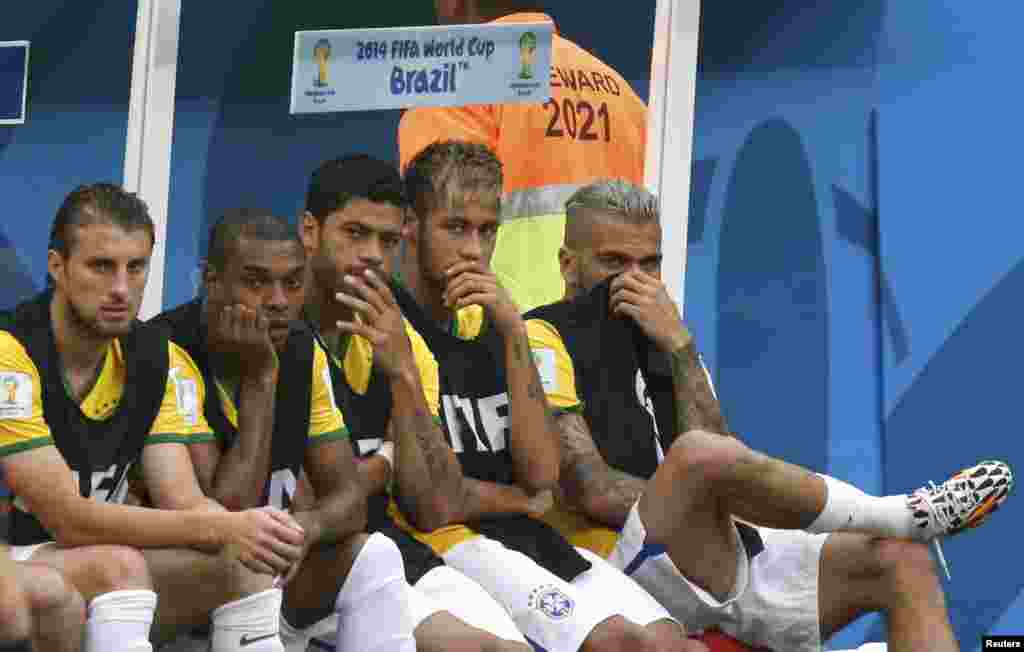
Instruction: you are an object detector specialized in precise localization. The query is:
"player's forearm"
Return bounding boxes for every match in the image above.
[556,412,645,528]
[669,342,733,437]
[51,498,228,551]
[356,455,391,496]
[210,373,278,510]
[390,367,467,530]
[193,497,228,513]
[295,484,367,547]
[568,466,646,529]
[504,326,560,493]
[447,478,533,523]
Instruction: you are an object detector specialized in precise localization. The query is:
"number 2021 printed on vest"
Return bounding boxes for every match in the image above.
[544,99,612,142]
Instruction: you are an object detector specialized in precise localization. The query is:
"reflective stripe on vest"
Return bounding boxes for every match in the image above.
[495,184,584,311]
[501,183,582,221]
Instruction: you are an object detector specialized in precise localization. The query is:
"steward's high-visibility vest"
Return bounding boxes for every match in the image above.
[399,12,648,312]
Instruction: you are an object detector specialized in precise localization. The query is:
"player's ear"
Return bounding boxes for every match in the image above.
[202,259,222,298]
[300,211,320,253]
[402,207,420,244]
[46,249,66,289]
[559,246,578,293]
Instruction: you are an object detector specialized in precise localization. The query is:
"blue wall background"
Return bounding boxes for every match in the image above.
[0,0,137,309]
[2,2,1021,649]
[163,1,656,306]
[685,3,1024,649]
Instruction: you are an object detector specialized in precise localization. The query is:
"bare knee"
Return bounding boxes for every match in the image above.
[666,430,757,487]
[21,563,86,624]
[0,571,30,641]
[873,539,941,594]
[213,550,274,598]
[86,545,151,594]
[584,616,660,652]
[434,632,530,652]
[645,619,709,652]
[479,636,532,652]
[414,611,531,652]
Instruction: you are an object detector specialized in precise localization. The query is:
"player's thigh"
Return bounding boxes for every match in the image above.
[15,562,83,616]
[573,546,679,632]
[609,503,749,633]
[639,444,742,600]
[817,533,939,642]
[728,528,827,652]
[443,536,617,652]
[0,561,31,641]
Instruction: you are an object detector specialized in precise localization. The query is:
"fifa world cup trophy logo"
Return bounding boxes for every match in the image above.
[2,377,16,404]
[518,32,537,79]
[313,38,331,87]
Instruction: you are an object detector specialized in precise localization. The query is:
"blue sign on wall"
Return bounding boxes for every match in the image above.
[0,41,29,124]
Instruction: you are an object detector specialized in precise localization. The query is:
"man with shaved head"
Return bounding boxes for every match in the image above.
[525,178,1013,652]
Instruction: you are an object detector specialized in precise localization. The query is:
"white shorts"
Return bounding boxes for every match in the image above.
[8,541,54,562]
[443,535,675,652]
[301,565,527,651]
[610,502,828,652]
[413,565,527,643]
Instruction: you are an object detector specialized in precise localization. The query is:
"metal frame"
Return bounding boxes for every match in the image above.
[644,0,702,314]
[125,1,698,318]
[124,0,182,319]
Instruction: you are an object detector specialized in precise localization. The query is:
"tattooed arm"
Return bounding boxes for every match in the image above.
[502,327,561,493]
[669,341,735,438]
[388,367,467,531]
[557,411,647,528]
[388,367,542,528]
[445,261,560,494]
[609,270,735,439]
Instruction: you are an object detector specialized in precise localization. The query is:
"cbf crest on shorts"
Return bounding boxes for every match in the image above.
[529,585,575,621]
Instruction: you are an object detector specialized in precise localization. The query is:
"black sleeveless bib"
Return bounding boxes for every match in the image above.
[1,291,167,545]
[151,300,312,508]
[394,282,591,581]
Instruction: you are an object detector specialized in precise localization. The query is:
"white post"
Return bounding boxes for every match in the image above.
[124,0,182,319]
[644,0,701,315]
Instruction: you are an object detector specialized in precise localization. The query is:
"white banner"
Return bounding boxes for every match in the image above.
[290,23,553,114]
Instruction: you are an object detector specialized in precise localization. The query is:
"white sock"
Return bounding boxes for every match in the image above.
[84,589,157,652]
[210,588,285,652]
[334,533,416,652]
[806,474,917,539]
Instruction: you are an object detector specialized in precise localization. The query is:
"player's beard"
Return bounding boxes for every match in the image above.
[66,296,132,339]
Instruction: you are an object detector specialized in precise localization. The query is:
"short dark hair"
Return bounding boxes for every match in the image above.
[475,0,546,19]
[403,140,503,219]
[206,209,302,272]
[305,154,406,223]
[49,183,154,256]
